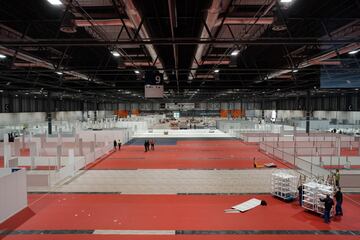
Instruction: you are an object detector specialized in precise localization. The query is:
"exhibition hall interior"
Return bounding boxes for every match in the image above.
[1,0,360,239]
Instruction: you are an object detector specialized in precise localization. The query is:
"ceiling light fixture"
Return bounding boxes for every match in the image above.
[348,49,360,55]
[111,50,120,57]
[0,54,6,59]
[280,0,293,3]
[60,11,77,33]
[214,69,220,73]
[134,70,140,74]
[231,49,240,56]
[55,71,63,75]
[47,0,63,6]
[292,69,298,73]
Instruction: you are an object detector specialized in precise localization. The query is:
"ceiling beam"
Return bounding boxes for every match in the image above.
[1,38,358,47]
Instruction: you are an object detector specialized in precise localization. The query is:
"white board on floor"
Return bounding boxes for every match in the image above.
[231,198,261,212]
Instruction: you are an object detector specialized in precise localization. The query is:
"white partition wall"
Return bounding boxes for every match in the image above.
[0,168,27,223]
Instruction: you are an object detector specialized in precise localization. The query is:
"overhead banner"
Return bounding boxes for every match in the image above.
[320,64,360,88]
[144,71,164,98]
[145,71,163,85]
[145,85,164,98]
[165,103,195,110]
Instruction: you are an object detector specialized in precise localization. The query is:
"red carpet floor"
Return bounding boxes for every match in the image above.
[324,165,360,169]
[1,194,360,231]
[89,140,289,169]
[2,235,360,240]
[340,148,358,156]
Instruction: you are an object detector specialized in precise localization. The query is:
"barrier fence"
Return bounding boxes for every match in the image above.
[260,142,331,178]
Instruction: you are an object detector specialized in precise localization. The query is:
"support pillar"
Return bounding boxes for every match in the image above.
[306,90,311,134]
[94,101,98,122]
[47,112,52,135]
[47,92,52,135]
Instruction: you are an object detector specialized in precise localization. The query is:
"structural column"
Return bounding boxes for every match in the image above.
[47,92,52,135]
[94,101,98,122]
[306,90,311,134]
[81,101,86,121]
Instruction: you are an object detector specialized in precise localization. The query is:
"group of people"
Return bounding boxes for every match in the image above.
[7,132,16,142]
[323,170,343,223]
[113,139,122,150]
[144,139,155,152]
[318,187,343,223]
[298,174,343,224]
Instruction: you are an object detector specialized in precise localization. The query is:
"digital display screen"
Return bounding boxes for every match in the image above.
[320,66,360,89]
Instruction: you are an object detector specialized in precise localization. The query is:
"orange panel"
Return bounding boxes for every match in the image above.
[115,110,128,118]
[220,109,228,118]
[20,148,30,156]
[231,109,241,118]
[131,109,140,116]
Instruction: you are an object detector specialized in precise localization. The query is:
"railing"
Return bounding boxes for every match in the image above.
[260,142,331,178]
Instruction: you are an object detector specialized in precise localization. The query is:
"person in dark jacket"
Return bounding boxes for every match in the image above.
[335,169,340,187]
[320,194,334,223]
[298,184,303,206]
[144,140,148,152]
[334,187,343,216]
[113,140,117,150]
[150,139,155,151]
[118,139,122,151]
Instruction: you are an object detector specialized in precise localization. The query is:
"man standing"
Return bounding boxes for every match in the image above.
[335,169,340,187]
[298,184,303,206]
[113,140,117,150]
[118,140,122,151]
[334,187,343,216]
[144,140,148,152]
[320,195,334,223]
[150,139,155,151]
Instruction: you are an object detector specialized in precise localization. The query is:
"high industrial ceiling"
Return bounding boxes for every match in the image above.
[0,0,359,102]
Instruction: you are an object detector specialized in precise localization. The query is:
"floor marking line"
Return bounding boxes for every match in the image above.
[1,230,359,236]
[93,230,175,235]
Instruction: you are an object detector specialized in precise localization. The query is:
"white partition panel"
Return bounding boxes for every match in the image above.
[0,169,27,223]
